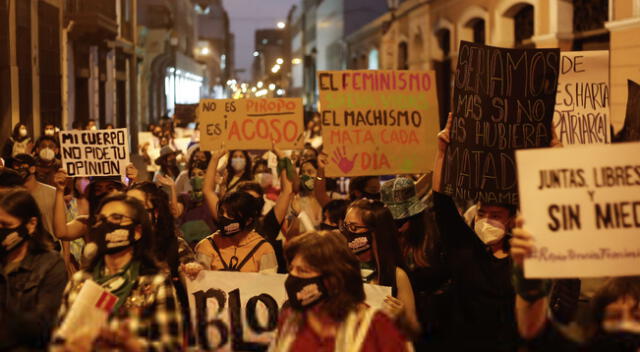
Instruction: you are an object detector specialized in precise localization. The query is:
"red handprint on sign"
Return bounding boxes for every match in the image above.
[331,146,357,174]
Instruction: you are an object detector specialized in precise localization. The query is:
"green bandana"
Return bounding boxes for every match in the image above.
[93,259,141,314]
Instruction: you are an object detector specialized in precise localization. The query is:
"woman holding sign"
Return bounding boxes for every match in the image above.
[341,199,422,338]
[52,193,183,351]
[270,231,410,351]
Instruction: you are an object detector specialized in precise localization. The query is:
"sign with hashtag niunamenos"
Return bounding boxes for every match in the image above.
[318,70,440,177]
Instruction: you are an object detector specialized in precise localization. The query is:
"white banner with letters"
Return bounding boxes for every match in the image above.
[186,270,391,351]
[517,142,640,278]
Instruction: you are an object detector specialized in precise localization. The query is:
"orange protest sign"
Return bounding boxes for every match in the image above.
[199,98,304,150]
[318,70,439,177]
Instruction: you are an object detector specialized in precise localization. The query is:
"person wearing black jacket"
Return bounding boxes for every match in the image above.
[432,115,518,351]
[0,189,67,351]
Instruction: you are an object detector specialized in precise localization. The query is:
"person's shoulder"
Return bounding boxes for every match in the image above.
[36,181,56,193]
[194,232,217,251]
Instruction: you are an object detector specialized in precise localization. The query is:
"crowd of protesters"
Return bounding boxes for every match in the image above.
[0,115,638,352]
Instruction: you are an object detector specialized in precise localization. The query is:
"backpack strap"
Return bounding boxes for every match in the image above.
[207,236,229,270]
[235,240,267,271]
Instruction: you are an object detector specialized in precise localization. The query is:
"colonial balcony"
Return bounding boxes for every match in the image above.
[66,0,118,44]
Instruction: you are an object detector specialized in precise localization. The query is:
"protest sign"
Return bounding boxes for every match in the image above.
[54,280,117,342]
[516,142,640,278]
[59,128,129,177]
[174,103,199,124]
[442,41,560,205]
[198,98,304,150]
[554,51,610,145]
[318,70,438,177]
[187,270,390,351]
[618,80,640,142]
[318,70,440,177]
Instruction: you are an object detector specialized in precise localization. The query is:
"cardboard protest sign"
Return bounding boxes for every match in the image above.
[554,51,610,145]
[187,270,390,351]
[318,70,440,177]
[618,80,640,142]
[198,98,304,150]
[442,41,560,205]
[59,128,129,177]
[54,280,117,342]
[516,142,640,278]
[174,103,199,124]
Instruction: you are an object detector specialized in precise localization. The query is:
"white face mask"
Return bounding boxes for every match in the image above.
[44,129,55,136]
[254,173,273,188]
[474,218,506,245]
[89,125,97,131]
[603,319,640,334]
[19,128,27,137]
[231,157,246,172]
[39,147,56,161]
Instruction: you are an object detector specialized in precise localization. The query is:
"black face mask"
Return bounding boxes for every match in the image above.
[0,224,30,257]
[340,223,372,254]
[217,215,244,237]
[360,191,380,201]
[285,274,327,311]
[591,331,640,351]
[93,221,139,255]
[319,223,338,231]
[16,167,31,181]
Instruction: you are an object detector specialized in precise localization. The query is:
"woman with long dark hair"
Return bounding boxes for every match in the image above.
[342,199,422,338]
[270,231,410,351]
[225,150,253,193]
[0,189,67,351]
[52,194,183,350]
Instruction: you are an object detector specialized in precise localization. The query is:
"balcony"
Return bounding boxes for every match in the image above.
[66,0,118,43]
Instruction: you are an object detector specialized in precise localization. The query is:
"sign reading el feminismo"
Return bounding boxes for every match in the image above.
[442,41,560,205]
[517,142,640,278]
[318,70,440,177]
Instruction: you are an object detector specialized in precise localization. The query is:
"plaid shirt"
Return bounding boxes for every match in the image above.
[52,266,184,351]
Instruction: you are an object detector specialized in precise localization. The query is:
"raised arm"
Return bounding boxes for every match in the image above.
[313,153,331,207]
[432,113,451,193]
[203,148,227,221]
[510,216,551,339]
[156,174,183,218]
[52,169,86,241]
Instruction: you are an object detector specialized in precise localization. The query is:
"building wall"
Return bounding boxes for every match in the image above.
[374,0,637,131]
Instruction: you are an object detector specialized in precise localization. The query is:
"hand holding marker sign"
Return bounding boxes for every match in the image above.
[59,128,130,177]
[517,143,640,278]
[442,41,560,205]
[318,70,440,177]
[198,98,304,150]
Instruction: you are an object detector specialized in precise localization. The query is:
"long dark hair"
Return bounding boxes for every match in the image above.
[225,150,252,188]
[11,122,27,141]
[398,208,440,269]
[284,231,365,322]
[348,199,404,287]
[86,193,160,273]
[128,182,179,272]
[0,189,52,254]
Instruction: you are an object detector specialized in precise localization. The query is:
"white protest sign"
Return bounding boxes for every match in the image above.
[55,280,117,342]
[59,128,130,177]
[554,51,611,145]
[186,270,390,351]
[516,142,640,278]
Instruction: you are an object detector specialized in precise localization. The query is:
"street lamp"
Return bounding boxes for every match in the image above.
[277,21,286,29]
[253,50,260,57]
[271,64,281,73]
[276,58,284,65]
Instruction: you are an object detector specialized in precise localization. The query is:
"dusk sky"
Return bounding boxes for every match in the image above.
[223,0,298,81]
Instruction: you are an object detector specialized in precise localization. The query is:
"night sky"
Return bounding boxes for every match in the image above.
[224,0,298,81]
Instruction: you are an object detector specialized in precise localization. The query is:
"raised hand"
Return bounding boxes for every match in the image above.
[438,112,453,153]
[156,174,175,188]
[510,216,534,267]
[212,144,228,161]
[318,152,329,170]
[330,146,357,174]
[53,169,68,192]
[383,295,405,320]
[125,164,138,184]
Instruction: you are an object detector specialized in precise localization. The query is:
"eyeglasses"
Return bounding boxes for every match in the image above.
[93,213,134,226]
[343,222,368,233]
